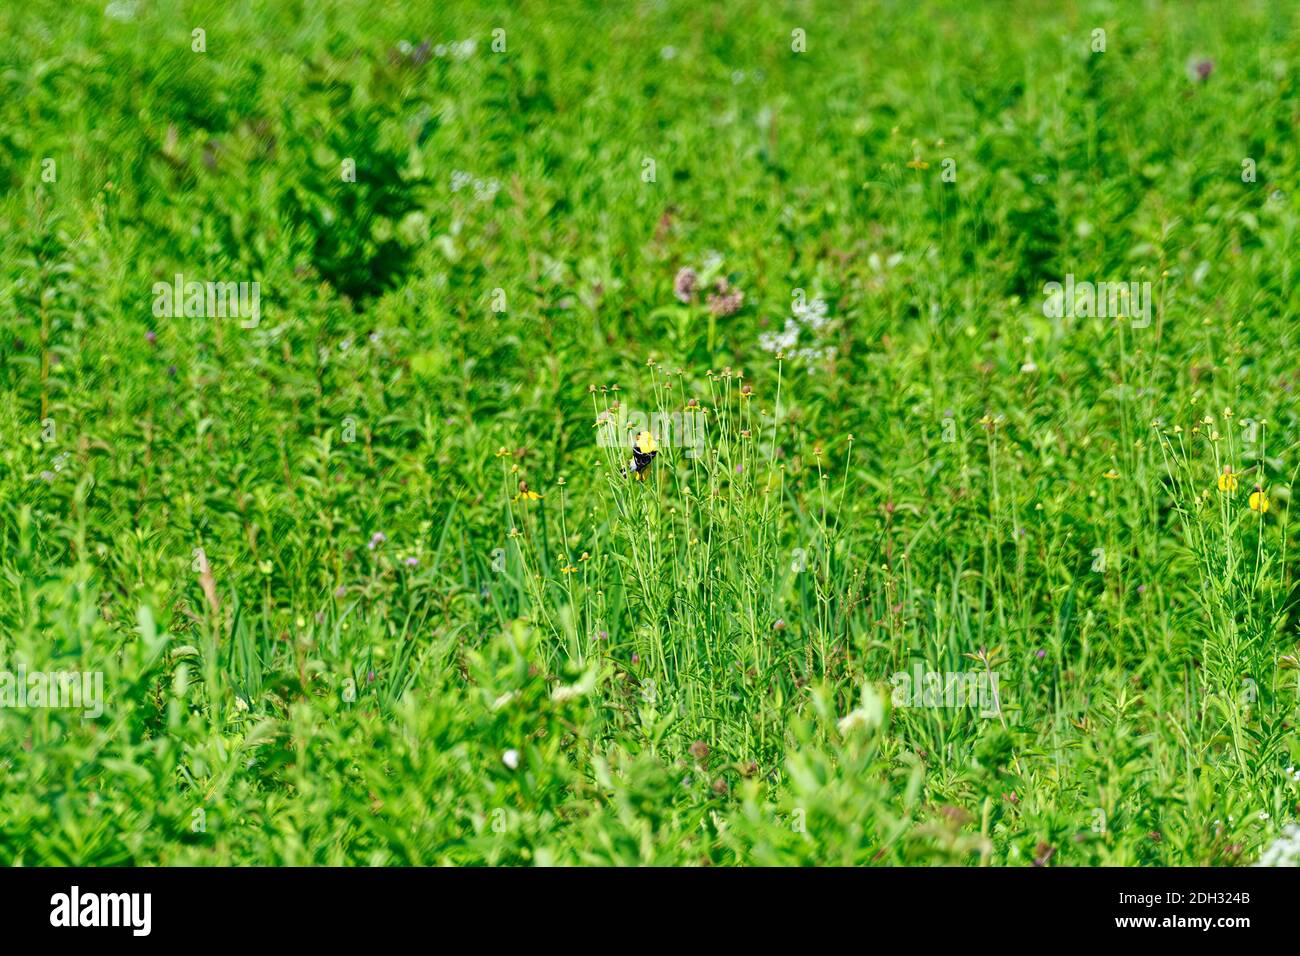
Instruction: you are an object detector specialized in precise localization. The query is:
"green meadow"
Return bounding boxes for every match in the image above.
[3,0,1300,865]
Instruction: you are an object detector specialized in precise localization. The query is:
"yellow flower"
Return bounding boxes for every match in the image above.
[515,480,542,501]
[1250,488,1270,513]
[1217,468,1238,493]
[906,158,929,170]
[560,564,578,574]
[1102,469,1120,480]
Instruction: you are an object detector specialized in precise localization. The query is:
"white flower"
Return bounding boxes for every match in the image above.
[551,683,585,702]
[793,297,829,331]
[502,749,520,770]
[1255,824,1300,866]
[758,318,800,354]
[837,684,885,736]
[766,296,834,368]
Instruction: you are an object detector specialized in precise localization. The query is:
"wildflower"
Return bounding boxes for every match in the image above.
[1255,824,1300,866]
[145,330,157,344]
[673,267,698,303]
[794,296,830,331]
[516,481,542,501]
[688,740,709,760]
[837,684,885,735]
[906,157,929,170]
[707,279,744,317]
[560,564,578,574]
[1217,467,1238,492]
[551,681,587,702]
[1187,57,1214,83]
[1250,487,1270,513]
[405,556,420,567]
[502,749,520,770]
[1103,469,1120,480]
[368,531,387,550]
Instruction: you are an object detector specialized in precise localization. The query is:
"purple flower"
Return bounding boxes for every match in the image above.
[39,470,55,483]
[673,267,698,304]
[405,556,419,567]
[368,532,387,550]
[707,280,745,317]
[1034,649,1046,659]
[167,365,177,377]
[1187,57,1214,83]
[145,330,157,345]
[335,585,347,597]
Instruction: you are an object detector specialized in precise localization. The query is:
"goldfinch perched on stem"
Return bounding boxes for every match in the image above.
[624,430,658,481]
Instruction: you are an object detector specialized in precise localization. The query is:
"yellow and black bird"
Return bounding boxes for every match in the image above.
[624,430,658,481]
